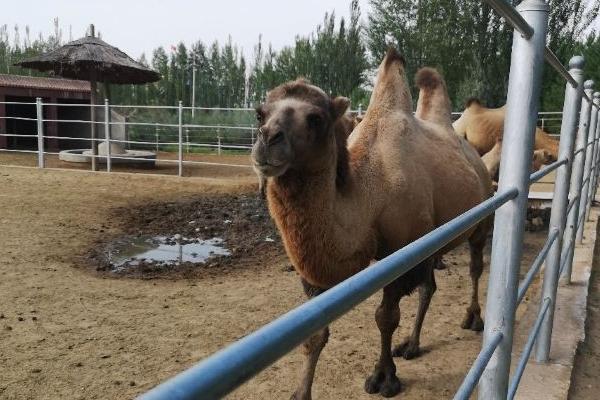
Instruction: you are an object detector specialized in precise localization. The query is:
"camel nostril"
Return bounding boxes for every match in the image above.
[269,131,285,146]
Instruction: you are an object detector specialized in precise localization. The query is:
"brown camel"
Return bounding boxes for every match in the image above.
[253,110,360,198]
[252,49,492,398]
[453,99,559,177]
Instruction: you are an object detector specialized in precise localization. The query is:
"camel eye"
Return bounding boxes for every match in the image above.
[306,113,323,130]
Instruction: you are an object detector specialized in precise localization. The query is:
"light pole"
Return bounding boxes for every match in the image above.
[191,62,197,119]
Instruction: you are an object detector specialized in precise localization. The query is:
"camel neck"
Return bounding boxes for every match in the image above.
[267,166,373,288]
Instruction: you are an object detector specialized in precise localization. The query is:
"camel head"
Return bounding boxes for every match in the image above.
[252,78,350,179]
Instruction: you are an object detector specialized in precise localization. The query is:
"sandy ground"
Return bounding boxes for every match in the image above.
[568,222,600,400]
[0,165,549,400]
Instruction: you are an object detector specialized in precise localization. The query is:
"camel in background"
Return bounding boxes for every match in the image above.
[252,49,492,399]
[453,99,558,179]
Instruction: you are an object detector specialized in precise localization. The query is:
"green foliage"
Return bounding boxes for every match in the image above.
[1,2,599,116]
[366,0,599,110]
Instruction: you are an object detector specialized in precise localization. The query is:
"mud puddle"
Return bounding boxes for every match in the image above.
[107,235,231,271]
[85,193,287,279]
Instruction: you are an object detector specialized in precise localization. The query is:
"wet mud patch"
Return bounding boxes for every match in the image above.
[85,193,286,279]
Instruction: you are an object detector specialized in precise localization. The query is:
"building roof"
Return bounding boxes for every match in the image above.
[0,74,90,93]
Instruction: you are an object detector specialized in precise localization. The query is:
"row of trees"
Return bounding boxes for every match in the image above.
[1,1,599,111]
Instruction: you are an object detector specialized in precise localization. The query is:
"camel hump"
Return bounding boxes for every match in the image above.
[415,67,442,90]
[365,47,412,115]
[465,97,481,108]
[415,67,453,129]
[383,47,406,71]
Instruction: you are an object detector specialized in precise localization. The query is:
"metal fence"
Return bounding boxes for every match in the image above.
[0,100,263,175]
[133,1,600,400]
[0,102,559,179]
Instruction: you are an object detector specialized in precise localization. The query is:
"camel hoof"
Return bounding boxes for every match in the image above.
[364,371,402,397]
[461,312,484,331]
[379,375,403,398]
[392,338,421,360]
[364,370,384,394]
[470,315,484,331]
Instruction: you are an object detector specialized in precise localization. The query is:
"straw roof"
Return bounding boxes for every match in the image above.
[16,37,160,84]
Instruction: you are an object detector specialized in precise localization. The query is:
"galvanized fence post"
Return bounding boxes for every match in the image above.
[562,80,594,282]
[104,98,111,173]
[178,101,183,177]
[155,123,159,152]
[478,2,549,399]
[36,97,44,169]
[576,93,599,242]
[534,56,585,362]
[586,96,600,219]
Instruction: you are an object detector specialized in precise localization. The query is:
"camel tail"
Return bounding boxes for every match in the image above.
[366,48,412,114]
[415,67,453,129]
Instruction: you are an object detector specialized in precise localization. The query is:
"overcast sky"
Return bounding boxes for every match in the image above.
[4,0,371,61]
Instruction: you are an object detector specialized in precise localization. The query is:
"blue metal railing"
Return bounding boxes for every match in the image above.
[529,159,567,184]
[139,189,518,400]
[453,331,504,400]
[507,297,552,400]
[517,228,559,304]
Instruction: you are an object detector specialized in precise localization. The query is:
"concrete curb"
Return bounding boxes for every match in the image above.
[512,206,597,399]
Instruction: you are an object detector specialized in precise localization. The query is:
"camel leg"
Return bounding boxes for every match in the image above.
[461,224,487,331]
[393,260,436,359]
[364,282,403,397]
[258,174,267,199]
[290,279,329,400]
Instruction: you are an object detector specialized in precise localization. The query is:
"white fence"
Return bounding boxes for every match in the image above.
[0,100,561,177]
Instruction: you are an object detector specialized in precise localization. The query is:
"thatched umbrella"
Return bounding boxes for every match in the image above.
[16,25,160,170]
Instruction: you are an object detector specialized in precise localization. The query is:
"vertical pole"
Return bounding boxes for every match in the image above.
[155,123,159,152]
[586,97,600,219]
[191,64,196,120]
[104,98,111,173]
[534,56,585,362]
[178,101,183,177]
[358,103,363,117]
[218,132,222,155]
[562,81,594,283]
[186,127,190,153]
[479,2,548,399]
[541,118,545,131]
[576,92,599,242]
[36,97,44,168]
[90,80,97,171]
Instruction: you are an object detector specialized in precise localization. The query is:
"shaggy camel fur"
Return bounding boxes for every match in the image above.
[251,49,492,398]
[253,111,360,198]
[453,99,558,177]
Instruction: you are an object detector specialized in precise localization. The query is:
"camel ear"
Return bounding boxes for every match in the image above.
[331,97,350,120]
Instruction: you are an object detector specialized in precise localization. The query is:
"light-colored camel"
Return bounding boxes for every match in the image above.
[252,49,492,399]
[453,99,559,177]
[253,111,360,198]
[481,138,553,184]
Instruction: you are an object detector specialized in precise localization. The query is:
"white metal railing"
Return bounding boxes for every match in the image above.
[0,101,562,177]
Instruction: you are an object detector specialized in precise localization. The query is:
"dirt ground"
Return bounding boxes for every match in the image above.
[568,222,600,400]
[0,165,549,400]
